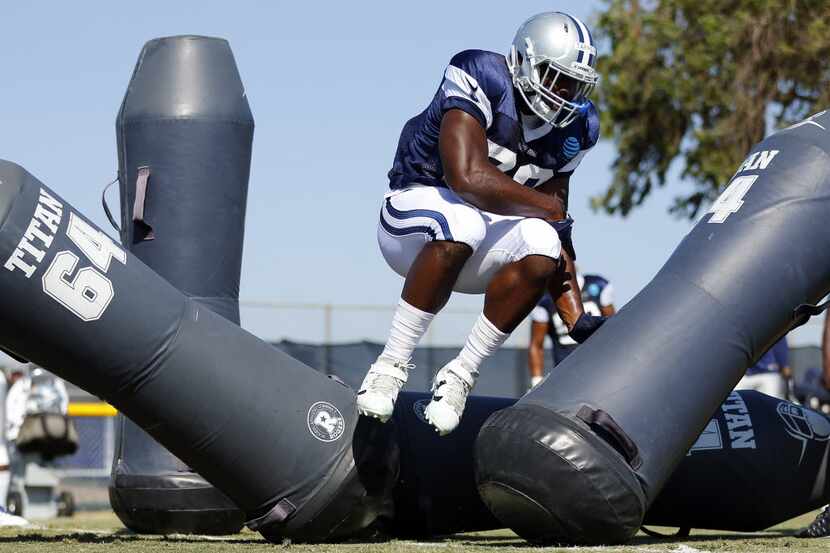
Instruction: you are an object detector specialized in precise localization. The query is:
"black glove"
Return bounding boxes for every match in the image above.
[569,312,606,344]
[550,215,576,260]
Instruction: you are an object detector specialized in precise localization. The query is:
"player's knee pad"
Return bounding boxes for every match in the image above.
[512,218,561,261]
[444,203,486,251]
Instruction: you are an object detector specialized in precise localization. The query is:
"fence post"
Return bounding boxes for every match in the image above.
[323,303,333,374]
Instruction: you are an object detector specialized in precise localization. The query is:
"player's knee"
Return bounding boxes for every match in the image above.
[514,218,561,261]
[444,204,486,251]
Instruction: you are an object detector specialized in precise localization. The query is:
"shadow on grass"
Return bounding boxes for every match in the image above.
[0,530,265,546]
[630,528,797,545]
[0,528,803,548]
[416,529,800,548]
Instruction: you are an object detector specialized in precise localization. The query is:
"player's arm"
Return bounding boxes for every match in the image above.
[536,173,570,214]
[775,338,792,380]
[537,174,607,342]
[549,249,583,332]
[528,321,547,379]
[537,174,582,330]
[439,109,565,220]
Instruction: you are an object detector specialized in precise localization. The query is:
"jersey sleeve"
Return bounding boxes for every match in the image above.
[531,294,554,323]
[599,282,615,307]
[438,50,499,130]
[773,338,789,368]
[557,101,600,175]
[531,306,549,323]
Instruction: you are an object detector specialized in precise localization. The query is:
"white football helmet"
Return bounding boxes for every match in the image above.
[507,12,600,127]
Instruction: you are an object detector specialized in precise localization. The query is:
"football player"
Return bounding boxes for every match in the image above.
[0,368,28,526]
[529,270,614,387]
[358,12,606,434]
[797,311,830,538]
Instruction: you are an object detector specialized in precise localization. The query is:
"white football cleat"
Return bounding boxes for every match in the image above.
[424,359,477,436]
[356,358,412,422]
[0,507,29,527]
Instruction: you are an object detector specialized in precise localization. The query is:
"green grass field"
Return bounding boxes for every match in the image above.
[0,510,828,552]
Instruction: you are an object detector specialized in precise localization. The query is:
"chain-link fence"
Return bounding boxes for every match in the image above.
[239,300,534,348]
[11,299,827,509]
[54,343,823,486]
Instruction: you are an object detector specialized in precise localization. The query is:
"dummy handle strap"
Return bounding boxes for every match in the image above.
[246,498,297,531]
[576,405,642,470]
[790,299,830,331]
[101,176,120,233]
[132,166,154,241]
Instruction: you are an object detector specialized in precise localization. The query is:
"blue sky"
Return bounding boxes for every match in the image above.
[1,1,822,347]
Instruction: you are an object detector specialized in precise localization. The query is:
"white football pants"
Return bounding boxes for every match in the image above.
[735,372,787,400]
[377,185,561,294]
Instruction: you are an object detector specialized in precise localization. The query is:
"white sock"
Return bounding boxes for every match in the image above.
[379,299,435,363]
[531,375,544,387]
[457,314,509,374]
[0,469,9,509]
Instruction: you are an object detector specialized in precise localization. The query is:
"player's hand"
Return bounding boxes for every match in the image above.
[548,215,573,235]
[569,313,606,343]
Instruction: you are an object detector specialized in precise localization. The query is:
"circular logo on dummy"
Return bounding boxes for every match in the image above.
[588,283,600,296]
[777,401,830,443]
[413,399,429,423]
[307,402,345,443]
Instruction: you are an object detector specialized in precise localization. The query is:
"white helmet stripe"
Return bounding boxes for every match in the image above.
[561,12,586,64]
[573,16,596,65]
[562,13,595,66]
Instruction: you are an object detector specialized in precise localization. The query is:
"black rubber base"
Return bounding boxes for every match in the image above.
[109,474,245,535]
[475,404,646,545]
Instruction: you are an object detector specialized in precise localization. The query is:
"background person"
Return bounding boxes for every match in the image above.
[734,337,790,400]
[0,368,28,526]
[528,270,615,387]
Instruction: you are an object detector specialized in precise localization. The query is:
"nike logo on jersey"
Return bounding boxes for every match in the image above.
[463,74,480,99]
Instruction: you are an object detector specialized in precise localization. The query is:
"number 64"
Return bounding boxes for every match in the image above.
[42,214,126,322]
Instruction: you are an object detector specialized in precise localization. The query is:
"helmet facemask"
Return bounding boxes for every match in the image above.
[508,37,598,128]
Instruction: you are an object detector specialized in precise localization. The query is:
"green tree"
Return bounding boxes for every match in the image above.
[593,0,830,218]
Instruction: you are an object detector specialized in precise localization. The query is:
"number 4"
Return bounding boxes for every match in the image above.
[708,175,758,224]
[65,213,126,271]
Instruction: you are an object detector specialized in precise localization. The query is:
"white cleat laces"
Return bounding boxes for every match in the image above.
[356,358,413,422]
[424,359,477,436]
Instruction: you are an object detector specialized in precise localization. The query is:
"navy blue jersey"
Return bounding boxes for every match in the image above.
[531,274,613,364]
[746,338,789,376]
[388,49,600,191]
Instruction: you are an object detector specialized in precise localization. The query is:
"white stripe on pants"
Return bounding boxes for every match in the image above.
[378,185,561,294]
